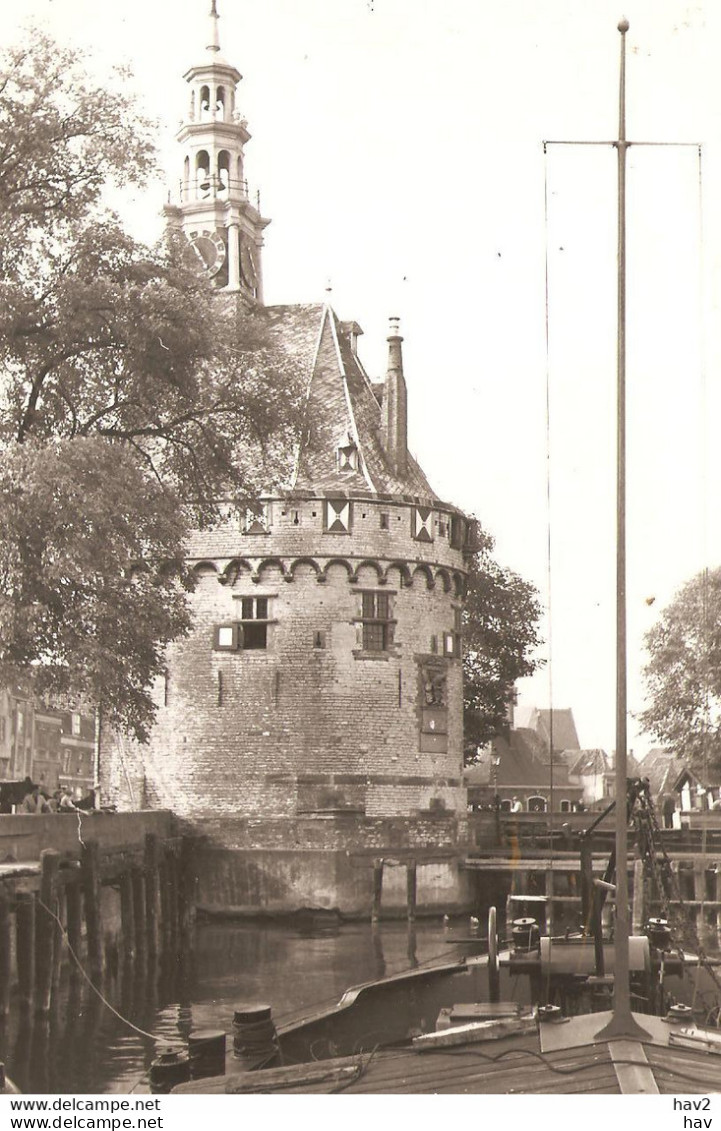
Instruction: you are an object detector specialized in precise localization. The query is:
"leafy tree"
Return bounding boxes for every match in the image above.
[463,533,544,760]
[640,568,721,769]
[0,31,301,740]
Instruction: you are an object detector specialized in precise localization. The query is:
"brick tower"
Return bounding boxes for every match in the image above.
[102,4,475,915]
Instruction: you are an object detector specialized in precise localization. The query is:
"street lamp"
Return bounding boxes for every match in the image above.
[491,755,501,844]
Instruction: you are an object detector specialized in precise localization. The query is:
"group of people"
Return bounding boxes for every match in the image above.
[16,778,95,815]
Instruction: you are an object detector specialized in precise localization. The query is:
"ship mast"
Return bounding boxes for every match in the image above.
[594,18,651,1043]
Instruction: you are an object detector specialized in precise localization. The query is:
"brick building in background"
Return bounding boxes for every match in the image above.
[0,688,94,796]
[102,4,477,915]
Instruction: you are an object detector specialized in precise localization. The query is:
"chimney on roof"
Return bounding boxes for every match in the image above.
[382,316,407,476]
[340,320,363,357]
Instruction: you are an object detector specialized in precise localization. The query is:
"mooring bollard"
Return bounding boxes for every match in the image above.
[149,1046,190,1094]
[188,1030,226,1079]
[232,1004,280,1069]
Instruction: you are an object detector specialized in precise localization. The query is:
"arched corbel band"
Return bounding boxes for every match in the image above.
[190,556,466,594]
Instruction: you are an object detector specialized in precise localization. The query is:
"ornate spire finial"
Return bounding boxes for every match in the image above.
[208,0,221,53]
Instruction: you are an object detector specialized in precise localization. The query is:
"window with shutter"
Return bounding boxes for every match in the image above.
[324,499,352,533]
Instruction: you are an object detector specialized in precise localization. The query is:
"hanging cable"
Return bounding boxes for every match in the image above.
[37,898,157,1042]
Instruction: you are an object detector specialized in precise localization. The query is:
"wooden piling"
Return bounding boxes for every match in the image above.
[65,881,82,961]
[0,890,11,1016]
[119,872,135,962]
[16,893,36,1012]
[51,884,65,997]
[132,869,147,961]
[36,849,60,1014]
[144,833,161,959]
[81,840,104,982]
[371,859,384,922]
[406,861,417,921]
[165,847,179,943]
[178,837,196,948]
[544,867,554,935]
[579,835,593,927]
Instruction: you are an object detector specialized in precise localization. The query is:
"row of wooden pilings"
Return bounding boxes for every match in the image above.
[0,833,196,1017]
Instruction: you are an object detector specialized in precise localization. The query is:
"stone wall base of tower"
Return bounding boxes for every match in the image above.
[187,814,474,918]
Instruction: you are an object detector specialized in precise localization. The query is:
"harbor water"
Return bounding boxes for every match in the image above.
[0,918,486,1094]
[1,917,718,1094]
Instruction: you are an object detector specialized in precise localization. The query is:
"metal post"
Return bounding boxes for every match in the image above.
[595,30,650,1039]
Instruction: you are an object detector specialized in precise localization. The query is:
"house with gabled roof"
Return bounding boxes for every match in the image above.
[465,727,584,813]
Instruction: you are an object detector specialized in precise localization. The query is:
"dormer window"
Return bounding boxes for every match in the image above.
[337,432,359,473]
[338,444,358,472]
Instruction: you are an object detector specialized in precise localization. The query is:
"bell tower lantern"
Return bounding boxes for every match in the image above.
[165,1,270,300]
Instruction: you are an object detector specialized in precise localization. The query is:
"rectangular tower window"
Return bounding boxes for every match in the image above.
[239,596,270,649]
[360,591,393,652]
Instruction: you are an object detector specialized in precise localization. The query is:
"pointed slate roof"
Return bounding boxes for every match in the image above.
[536,709,581,754]
[261,303,441,502]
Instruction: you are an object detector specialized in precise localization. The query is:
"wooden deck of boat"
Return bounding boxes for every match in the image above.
[174,1026,721,1095]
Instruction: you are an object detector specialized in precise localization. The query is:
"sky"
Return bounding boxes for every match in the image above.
[5,0,721,757]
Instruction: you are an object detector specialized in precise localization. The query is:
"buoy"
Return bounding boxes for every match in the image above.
[188,1030,226,1079]
[149,1046,190,1094]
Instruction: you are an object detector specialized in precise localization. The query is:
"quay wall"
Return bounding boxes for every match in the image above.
[186,813,474,917]
[0,810,174,863]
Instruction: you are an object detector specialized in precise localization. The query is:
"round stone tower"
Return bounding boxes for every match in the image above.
[102,5,476,915]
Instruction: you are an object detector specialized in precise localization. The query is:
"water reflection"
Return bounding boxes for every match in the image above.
[2,917,716,1094]
[0,919,475,1093]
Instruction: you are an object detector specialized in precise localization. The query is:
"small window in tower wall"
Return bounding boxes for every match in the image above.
[380,512,390,530]
[360,591,394,652]
[450,514,464,549]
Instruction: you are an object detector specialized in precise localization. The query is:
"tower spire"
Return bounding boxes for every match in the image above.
[208,0,220,53]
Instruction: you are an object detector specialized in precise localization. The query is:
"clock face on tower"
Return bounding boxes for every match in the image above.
[183,230,226,277]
